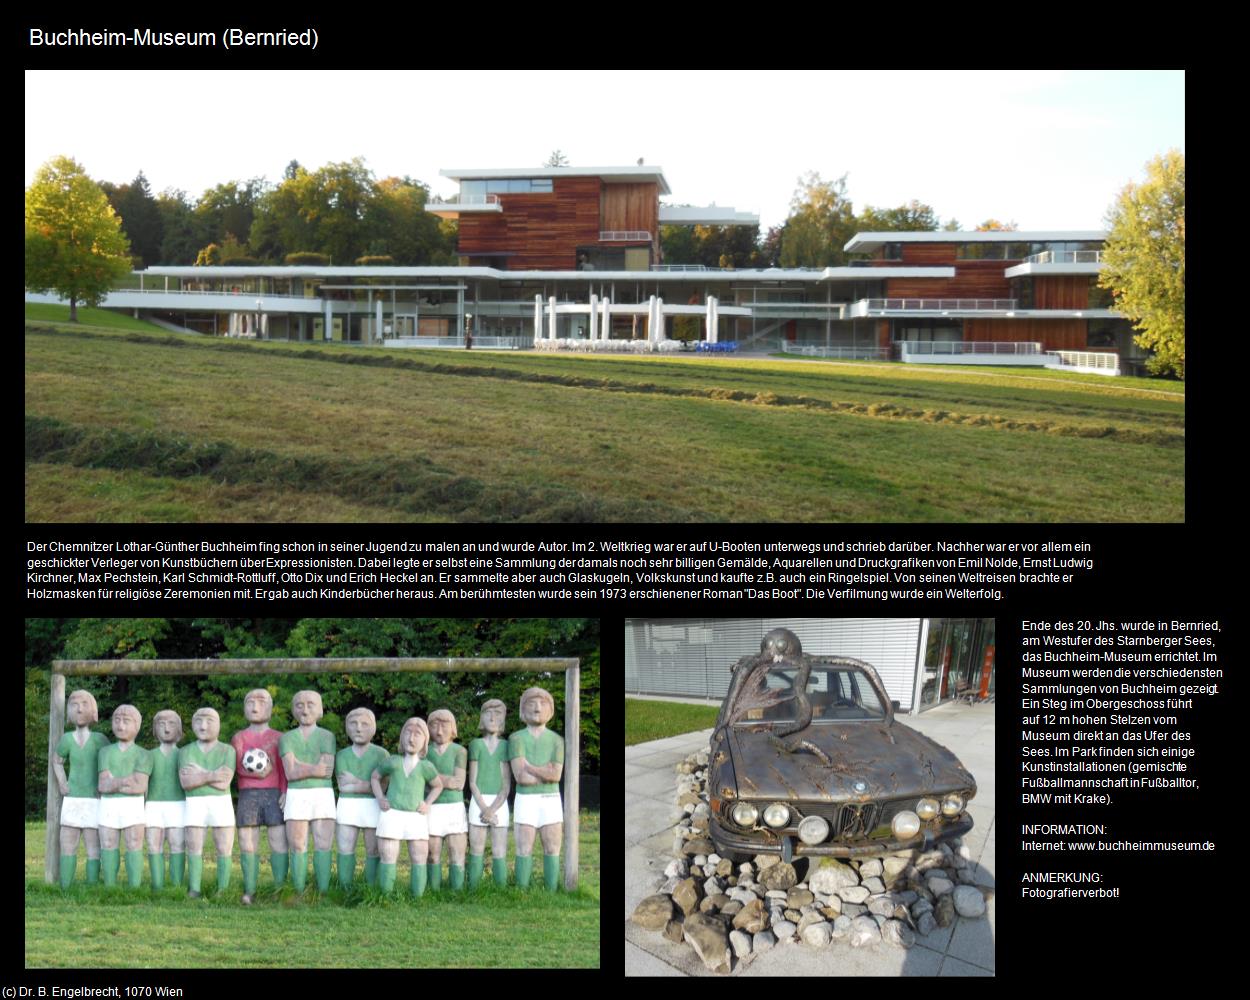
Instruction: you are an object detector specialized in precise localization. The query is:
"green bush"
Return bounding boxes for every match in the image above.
[284,251,330,266]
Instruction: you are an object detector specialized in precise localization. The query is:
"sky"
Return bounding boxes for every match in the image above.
[25,69,1184,233]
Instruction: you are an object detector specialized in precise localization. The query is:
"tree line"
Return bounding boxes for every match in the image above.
[24,618,600,818]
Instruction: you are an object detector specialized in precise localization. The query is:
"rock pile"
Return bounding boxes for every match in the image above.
[629,748,992,974]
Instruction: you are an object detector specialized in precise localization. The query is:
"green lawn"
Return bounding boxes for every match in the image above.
[625,698,720,746]
[24,812,599,968]
[25,321,1185,521]
[25,302,173,333]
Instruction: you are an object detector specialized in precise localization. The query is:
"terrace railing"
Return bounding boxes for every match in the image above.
[901,341,1043,356]
[782,344,891,359]
[1045,350,1121,373]
[599,230,651,242]
[860,298,1018,312]
[1022,250,1104,265]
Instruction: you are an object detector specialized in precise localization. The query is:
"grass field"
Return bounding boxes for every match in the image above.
[625,698,720,745]
[24,321,1185,521]
[24,811,600,968]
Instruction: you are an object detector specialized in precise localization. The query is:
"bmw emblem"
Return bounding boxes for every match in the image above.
[852,780,867,793]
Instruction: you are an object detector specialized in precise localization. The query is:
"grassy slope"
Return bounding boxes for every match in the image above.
[24,812,600,968]
[625,699,721,745]
[24,323,1185,522]
[24,302,173,333]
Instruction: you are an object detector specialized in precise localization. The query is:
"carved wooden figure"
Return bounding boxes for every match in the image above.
[279,690,336,892]
[97,704,153,888]
[178,707,236,897]
[230,689,289,904]
[144,710,186,890]
[509,687,565,890]
[467,699,511,888]
[371,717,444,896]
[53,690,108,888]
[425,708,469,890]
[334,707,387,888]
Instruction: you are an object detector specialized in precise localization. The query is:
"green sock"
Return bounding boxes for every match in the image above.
[449,864,465,890]
[543,853,560,891]
[515,854,533,888]
[217,853,232,892]
[364,856,379,887]
[313,850,332,892]
[338,852,356,888]
[290,851,307,891]
[188,854,203,894]
[378,861,397,892]
[467,854,484,889]
[59,854,77,890]
[241,852,257,895]
[101,847,120,886]
[168,853,184,887]
[270,850,288,886]
[410,863,427,897]
[126,849,144,888]
[492,857,508,887]
[427,861,442,891]
[148,852,164,890]
[85,857,100,884]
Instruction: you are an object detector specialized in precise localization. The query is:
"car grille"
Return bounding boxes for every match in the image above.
[835,802,879,838]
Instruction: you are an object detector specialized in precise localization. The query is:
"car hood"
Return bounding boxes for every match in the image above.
[724,721,975,802]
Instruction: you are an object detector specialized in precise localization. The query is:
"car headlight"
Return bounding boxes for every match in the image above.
[763,803,791,828]
[941,793,964,817]
[916,798,940,821]
[731,802,759,827]
[797,815,830,845]
[891,810,921,839]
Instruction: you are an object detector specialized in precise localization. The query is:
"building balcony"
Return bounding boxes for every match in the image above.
[847,298,1017,317]
[599,230,651,243]
[425,194,503,219]
[1004,250,1104,278]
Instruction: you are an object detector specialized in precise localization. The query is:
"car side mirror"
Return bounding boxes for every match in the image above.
[891,700,901,711]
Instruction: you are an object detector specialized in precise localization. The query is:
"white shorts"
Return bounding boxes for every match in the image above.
[184,795,236,828]
[468,798,510,828]
[513,793,563,828]
[144,800,186,828]
[60,796,100,829]
[427,801,468,837]
[283,787,337,821]
[336,796,380,828]
[97,796,146,829]
[376,807,429,841]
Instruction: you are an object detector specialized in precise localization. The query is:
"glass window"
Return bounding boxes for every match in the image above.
[532,178,553,192]
[461,180,486,201]
[738,667,886,722]
[883,243,903,260]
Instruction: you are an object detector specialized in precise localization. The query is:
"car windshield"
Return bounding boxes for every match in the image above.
[733,666,886,723]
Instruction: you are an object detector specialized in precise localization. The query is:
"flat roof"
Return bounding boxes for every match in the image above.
[845,230,1106,252]
[440,165,671,195]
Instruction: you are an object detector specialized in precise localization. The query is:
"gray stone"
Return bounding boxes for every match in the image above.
[704,876,726,897]
[752,930,776,954]
[841,901,867,918]
[699,895,719,914]
[835,885,870,904]
[631,894,674,930]
[663,918,685,943]
[677,791,701,808]
[935,893,956,928]
[911,897,933,918]
[927,876,955,897]
[715,858,734,877]
[914,849,946,871]
[658,876,680,895]
[857,858,884,878]
[784,908,802,923]
[754,854,781,870]
[719,899,742,917]
[809,858,860,894]
[733,898,770,934]
[831,914,853,939]
[802,922,833,947]
[897,889,919,905]
[693,855,708,868]
[849,915,881,948]
[821,894,841,915]
[729,929,752,958]
[953,885,987,917]
[772,919,797,940]
[787,888,815,908]
[682,838,717,857]
[916,912,937,936]
[957,868,977,884]
[867,895,896,917]
[882,856,910,882]
[707,853,721,865]
[683,913,732,973]
[758,862,798,892]
[738,862,754,877]
[663,859,689,879]
[797,912,826,934]
[882,919,915,948]
[861,876,886,894]
[673,877,703,916]
[765,889,789,899]
[729,887,759,905]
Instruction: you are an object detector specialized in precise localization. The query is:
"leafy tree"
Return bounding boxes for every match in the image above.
[25,156,132,321]
[105,171,164,268]
[1098,149,1185,378]
[545,150,569,167]
[195,243,221,266]
[778,172,856,268]
[974,218,1017,231]
[362,176,455,265]
[856,200,941,232]
[195,178,266,250]
[156,188,202,265]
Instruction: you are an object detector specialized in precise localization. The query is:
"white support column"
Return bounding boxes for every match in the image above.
[601,296,610,341]
[548,296,558,341]
[656,297,666,341]
[706,296,717,343]
[376,299,384,342]
[534,294,544,346]
[711,296,719,343]
[324,299,332,340]
[588,293,599,341]
[647,295,657,342]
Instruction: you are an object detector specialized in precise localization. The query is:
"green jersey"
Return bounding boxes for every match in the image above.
[468,738,509,796]
[279,726,336,789]
[509,728,564,796]
[177,741,236,797]
[97,743,154,799]
[377,755,439,812]
[426,743,467,805]
[147,744,185,802]
[336,744,389,798]
[56,730,110,798]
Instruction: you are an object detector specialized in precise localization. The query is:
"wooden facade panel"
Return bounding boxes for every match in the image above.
[900,243,957,265]
[885,260,1011,300]
[965,318,1088,351]
[601,183,658,235]
[1033,276,1090,309]
[456,177,604,270]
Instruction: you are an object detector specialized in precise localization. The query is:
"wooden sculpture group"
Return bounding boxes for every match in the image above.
[54,687,565,898]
